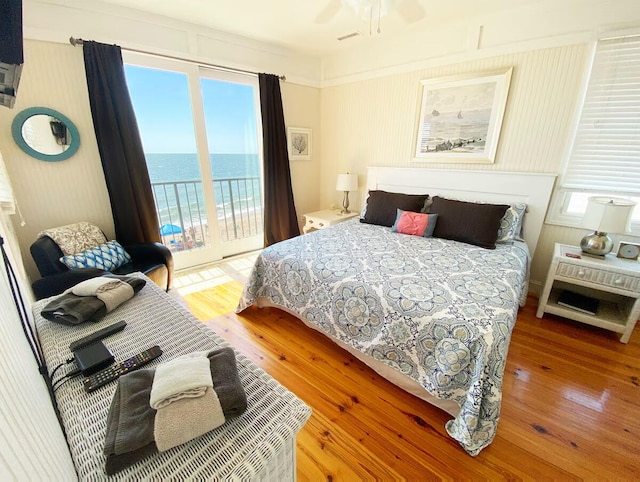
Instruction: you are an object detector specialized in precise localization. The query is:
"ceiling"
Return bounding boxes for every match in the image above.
[78,0,547,57]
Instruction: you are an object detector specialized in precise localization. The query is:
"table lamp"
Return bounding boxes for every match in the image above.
[336,173,358,214]
[580,196,637,257]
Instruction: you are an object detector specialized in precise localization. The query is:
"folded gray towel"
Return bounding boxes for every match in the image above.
[40,294,106,325]
[207,347,247,418]
[104,369,156,476]
[41,276,145,325]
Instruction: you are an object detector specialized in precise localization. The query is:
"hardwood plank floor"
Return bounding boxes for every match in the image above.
[183,281,640,479]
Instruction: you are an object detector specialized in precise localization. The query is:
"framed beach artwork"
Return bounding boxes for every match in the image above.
[287,127,312,161]
[412,68,513,164]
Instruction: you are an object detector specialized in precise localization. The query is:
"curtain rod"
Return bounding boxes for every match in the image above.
[69,36,286,81]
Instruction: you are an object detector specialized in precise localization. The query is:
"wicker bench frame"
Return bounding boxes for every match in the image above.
[32,276,311,480]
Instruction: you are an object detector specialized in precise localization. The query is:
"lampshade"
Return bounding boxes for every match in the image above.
[581,196,636,233]
[336,173,358,192]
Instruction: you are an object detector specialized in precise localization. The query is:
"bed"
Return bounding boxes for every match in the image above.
[237,167,556,455]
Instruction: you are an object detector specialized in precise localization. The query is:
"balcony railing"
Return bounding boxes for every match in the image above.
[151,177,262,251]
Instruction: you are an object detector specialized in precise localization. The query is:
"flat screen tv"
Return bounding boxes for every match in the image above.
[0,0,24,109]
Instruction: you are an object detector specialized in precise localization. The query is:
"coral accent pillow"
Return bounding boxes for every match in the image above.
[391,210,438,237]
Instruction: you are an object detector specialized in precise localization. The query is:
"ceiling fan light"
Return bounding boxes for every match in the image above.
[344,0,394,20]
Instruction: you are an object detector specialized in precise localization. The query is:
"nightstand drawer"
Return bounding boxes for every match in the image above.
[557,262,640,291]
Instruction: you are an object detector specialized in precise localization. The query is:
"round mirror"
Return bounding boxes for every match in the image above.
[11,107,80,162]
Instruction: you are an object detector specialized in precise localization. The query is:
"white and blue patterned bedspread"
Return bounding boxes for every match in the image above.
[237,219,529,455]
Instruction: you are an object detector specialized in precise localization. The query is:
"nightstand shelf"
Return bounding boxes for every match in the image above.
[537,243,640,343]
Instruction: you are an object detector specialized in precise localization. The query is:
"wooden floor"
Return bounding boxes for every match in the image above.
[183,282,640,479]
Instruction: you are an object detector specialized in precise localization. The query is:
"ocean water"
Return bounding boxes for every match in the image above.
[146,153,260,183]
[145,153,262,234]
[419,108,490,153]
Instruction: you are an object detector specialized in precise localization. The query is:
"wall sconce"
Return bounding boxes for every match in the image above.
[49,118,68,146]
[336,173,358,214]
[580,196,636,257]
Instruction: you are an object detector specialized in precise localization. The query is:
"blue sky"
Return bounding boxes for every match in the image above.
[124,64,258,154]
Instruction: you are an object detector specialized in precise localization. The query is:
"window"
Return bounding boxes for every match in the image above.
[549,33,640,231]
[122,52,264,270]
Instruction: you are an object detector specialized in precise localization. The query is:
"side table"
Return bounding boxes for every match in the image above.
[536,243,640,343]
[303,209,359,234]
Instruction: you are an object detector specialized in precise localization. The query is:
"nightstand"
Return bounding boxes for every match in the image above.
[303,209,359,234]
[537,243,640,343]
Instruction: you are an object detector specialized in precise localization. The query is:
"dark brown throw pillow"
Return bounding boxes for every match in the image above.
[430,196,509,249]
[360,190,429,227]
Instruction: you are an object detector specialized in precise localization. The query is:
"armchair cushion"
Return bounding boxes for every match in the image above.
[59,240,132,271]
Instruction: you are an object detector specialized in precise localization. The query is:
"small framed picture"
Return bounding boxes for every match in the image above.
[287,127,312,161]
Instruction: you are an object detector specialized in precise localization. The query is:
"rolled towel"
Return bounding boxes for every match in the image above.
[207,347,247,418]
[104,369,157,475]
[149,355,213,409]
[154,387,226,452]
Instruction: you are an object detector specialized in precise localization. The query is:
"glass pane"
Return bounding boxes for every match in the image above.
[567,192,640,223]
[124,65,209,252]
[200,77,262,243]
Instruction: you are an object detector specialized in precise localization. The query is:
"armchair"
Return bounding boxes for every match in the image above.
[30,222,173,300]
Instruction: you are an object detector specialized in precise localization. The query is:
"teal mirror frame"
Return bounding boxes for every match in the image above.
[11,107,81,162]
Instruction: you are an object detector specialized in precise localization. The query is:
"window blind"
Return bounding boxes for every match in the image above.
[562,34,640,195]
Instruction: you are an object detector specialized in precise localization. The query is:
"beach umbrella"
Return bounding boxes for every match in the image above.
[160,223,182,236]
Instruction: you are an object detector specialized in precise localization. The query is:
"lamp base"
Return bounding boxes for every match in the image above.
[580,231,613,257]
[341,191,351,214]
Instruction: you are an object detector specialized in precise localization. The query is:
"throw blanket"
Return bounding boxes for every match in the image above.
[41,275,145,325]
[104,348,248,474]
[38,222,107,256]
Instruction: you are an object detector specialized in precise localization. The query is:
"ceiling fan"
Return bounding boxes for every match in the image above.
[315,0,425,28]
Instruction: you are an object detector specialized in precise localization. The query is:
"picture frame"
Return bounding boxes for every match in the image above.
[412,67,513,164]
[287,127,312,161]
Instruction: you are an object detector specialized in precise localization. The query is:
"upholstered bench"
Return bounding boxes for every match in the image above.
[32,275,311,480]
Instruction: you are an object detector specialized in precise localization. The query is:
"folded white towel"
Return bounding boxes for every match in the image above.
[68,276,120,296]
[149,356,213,409]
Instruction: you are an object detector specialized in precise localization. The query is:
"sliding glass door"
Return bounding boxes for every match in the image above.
[123,54,263,270]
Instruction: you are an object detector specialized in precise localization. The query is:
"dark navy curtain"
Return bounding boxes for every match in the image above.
[82,41,160,244]
[258,73,299,246]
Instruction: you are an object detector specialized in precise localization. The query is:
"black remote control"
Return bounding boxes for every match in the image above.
[83,346,163,393]
[69,320,127,352]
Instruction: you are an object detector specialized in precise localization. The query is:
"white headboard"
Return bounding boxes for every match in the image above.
[366,167,557,257]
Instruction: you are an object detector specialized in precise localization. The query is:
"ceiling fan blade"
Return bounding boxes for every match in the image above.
[315,0,343,23]
[396,0,425,23]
